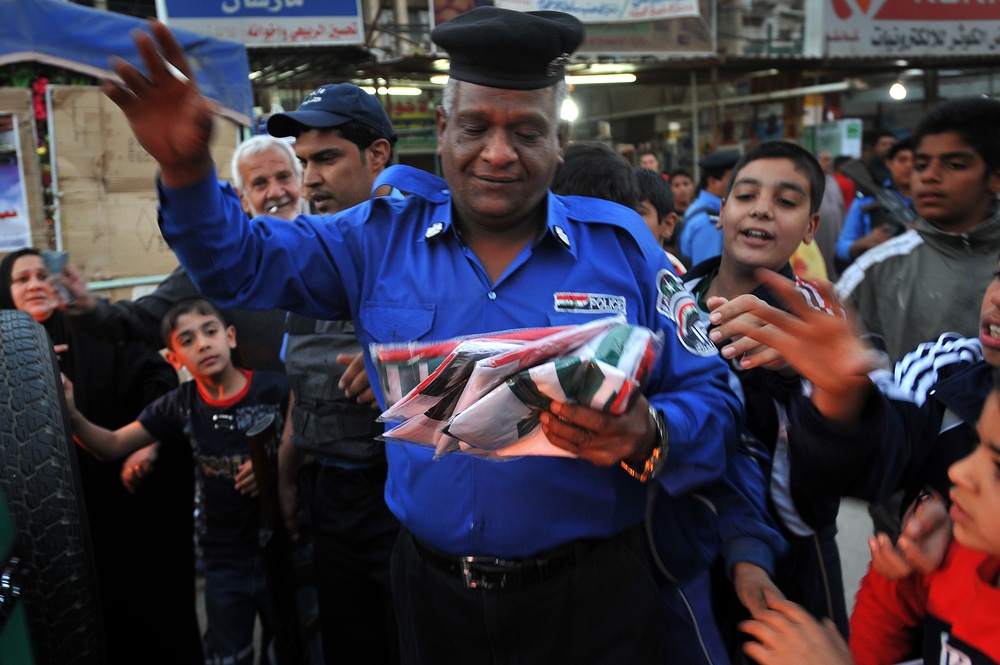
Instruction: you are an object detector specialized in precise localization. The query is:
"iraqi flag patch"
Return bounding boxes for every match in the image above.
[553,292,627,315]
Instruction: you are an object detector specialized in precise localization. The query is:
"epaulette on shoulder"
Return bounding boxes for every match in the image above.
[558,194,638,226]
[372,164,449,204]
[558,194,656,254]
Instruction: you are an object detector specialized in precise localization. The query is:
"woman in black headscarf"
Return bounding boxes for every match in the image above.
[1,248,202,664]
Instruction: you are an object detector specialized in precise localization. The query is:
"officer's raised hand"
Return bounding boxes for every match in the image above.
[102,20,216,187]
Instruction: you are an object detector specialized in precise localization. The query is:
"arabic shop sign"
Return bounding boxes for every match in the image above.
[820,0,1000,57]
[155,0,365,47]
[493,0,699,23]
[433,0,713,56]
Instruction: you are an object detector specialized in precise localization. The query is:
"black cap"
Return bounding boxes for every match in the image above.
[431,7,584,90]
[698,150,741,171]
[267,83,397,141]
[887,136,913,160]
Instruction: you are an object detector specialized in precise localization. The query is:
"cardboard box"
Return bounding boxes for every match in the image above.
[48,85,241,281]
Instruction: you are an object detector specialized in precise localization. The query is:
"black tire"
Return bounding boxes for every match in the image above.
[0,309,104,665]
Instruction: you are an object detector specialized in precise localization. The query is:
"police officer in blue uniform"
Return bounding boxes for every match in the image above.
[105,9,741,662]
[679,150,742,268]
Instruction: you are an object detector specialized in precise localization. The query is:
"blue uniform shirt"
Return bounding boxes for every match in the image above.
[679,189,725,267]
[835,183,913,262]
[157,164,740,558]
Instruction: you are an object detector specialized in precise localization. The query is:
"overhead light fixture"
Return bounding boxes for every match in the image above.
[432,59,450,71]
[249,70,262,81]
[427,72,635,86]
[566,73,636,85]
[361,86,423,96]
[585,63,637,74]
[889,81,907,100]
[561,97,579,122]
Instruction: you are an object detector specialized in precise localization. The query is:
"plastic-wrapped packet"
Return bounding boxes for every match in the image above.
[448,314,628,419]
[371,326,569,411]
[378,339,523,424]
[374,315,663,460]
[443,324,662,456]
[379,315,629,456]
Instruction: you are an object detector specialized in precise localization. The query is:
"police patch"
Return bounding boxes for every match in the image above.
[553,292,627,315]
[655,269,716,357]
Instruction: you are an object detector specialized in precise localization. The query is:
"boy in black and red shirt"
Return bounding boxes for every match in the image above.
[65,298,288,665]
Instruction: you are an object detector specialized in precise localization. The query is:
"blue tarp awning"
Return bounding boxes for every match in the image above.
[2,0,252,125]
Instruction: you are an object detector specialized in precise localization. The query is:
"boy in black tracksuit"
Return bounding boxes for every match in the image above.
[682,141,850,656]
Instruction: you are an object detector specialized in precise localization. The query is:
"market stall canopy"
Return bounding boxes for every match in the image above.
[1,0,252,125]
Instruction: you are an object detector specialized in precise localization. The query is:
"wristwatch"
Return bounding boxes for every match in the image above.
[621,403,669,483]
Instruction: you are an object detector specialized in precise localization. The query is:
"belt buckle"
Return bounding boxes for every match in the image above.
[460,556,503,591]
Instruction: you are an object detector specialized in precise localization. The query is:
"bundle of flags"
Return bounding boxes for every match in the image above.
[371,315,662,459]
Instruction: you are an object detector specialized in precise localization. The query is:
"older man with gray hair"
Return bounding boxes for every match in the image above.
[229,134,303,218]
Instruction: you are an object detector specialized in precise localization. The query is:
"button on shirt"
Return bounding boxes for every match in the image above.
[158,164,740,558]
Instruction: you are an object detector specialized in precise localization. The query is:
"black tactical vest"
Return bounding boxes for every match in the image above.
[284,315,385,464]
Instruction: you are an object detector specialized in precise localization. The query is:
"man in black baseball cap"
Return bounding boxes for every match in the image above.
[268,81,402,665]
[268,83,397,214]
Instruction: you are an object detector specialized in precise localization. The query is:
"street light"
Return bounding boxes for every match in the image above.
[889,81,907,100]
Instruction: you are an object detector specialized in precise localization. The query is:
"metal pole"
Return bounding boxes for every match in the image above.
[88,274,172,292]
[691,70,700,183]
[45,88,61,251]
[710,65,719,150]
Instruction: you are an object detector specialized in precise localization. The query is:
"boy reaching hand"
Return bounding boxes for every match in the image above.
[741,366,1000,665]
[681,142,851,648]
[64,298,290,665]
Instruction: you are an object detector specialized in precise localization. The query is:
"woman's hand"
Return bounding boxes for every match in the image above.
[61,264,98,315]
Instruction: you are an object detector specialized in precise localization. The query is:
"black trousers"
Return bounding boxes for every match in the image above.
[311,463,401,665]
[391,525,668,665]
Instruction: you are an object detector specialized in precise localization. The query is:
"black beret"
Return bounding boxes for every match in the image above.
[431,7,584,90]
[698,150,742,171]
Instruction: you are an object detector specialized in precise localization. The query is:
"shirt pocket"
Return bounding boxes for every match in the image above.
[362,301,436,343]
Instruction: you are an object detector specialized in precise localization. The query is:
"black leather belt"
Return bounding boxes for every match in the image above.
[411,533,592,592]
[319,463,388,483]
